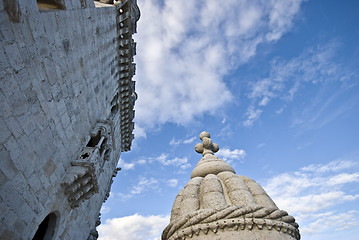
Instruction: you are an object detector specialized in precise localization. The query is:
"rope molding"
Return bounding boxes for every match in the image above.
[162,205,300,240]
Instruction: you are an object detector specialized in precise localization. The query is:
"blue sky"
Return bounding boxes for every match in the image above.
[98,0,359,239]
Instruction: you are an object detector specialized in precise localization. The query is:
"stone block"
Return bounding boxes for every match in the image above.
[3,135,21,160]
[34,111,48,132]
[0,92,12,120]
[18,20,35,46]
[43,159,56,178]
[0,118,11,143]
[35,187,49,205]
[28,172,43,194]
[0,229,15,240]
[17,113,37,136]
[0,72,18,98]
[0,46,9,70]
[0,170,7,186]
[4,116,24,139]
[13,219,26,237]
[57,99,67,115]
[0,15,16,44]
[60,112,71,129]
[0,146,18,179]
[15,68,32,92]
[3,42,24,71]
[7,87,29,117]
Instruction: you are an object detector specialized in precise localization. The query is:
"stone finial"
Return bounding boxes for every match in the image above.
[195,131,219,156]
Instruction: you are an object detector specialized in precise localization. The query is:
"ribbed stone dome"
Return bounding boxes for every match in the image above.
[162,132,300,240]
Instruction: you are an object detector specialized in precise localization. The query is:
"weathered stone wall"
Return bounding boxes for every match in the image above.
[0,0,132,239]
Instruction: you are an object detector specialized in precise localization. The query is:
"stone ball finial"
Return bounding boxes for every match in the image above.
[195,131,219,156]
[199,131,210,140]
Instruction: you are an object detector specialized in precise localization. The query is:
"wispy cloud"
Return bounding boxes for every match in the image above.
[243,41,358,127]
[256,143,266,149]
[98,214,169,240]
[243,106,262,127]
[135,0,305,136]
[153,154,190,169]
[263,158,359,239]
[169,136,197,146]
[117,177,159,201]
[217,147,246,163]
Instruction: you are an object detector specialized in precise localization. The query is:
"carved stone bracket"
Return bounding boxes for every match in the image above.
[61,121,113,208]
[61,161,99,208]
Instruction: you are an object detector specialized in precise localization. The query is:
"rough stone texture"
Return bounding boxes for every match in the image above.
[0,0,139,239]
[162,132,300,240]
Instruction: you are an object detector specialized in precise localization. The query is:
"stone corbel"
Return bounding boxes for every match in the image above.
[61,161,99,208]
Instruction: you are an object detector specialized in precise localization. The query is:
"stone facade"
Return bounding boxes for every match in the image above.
[0,0,139,239]
[162,132,300,240]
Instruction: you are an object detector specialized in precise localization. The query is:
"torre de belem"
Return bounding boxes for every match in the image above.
[162,132,300,240]
[0,0,139,239]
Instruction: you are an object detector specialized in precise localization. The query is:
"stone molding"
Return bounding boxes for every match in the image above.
[162,205,300,240]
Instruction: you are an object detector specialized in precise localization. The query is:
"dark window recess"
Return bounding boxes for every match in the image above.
[37,0,65,11]
[32,213,57,240]
[87,131,101,147]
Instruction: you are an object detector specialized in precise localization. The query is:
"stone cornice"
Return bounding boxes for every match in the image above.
[116,0,140,152]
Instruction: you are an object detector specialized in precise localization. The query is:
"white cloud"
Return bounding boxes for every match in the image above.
[98,214,170,240]
[154,154,188,167]
[117,177,159,201]
[262,158,359,238]
[300,210,359,235]
[301,159,358,173]
[117,158,135,170]
[167,179,178,187]
[135,0,305,135]
[183,136,197,144]
[217,148,246,163]
[243,106,262,127]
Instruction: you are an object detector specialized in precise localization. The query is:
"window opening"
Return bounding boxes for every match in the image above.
[86,131,101,147]
[32,213,58,240]
[37,0,65,11]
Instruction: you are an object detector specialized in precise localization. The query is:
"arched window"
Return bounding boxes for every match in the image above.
[37,0,65,11]
[32,212,58,240]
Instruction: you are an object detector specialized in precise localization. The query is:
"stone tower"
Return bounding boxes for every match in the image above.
[0,0,139,239]
[162,132,300,240]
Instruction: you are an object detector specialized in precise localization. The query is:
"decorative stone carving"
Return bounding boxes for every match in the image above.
[162,132,300,240]
[87,228,99,240]
[113,0,140,152]
[61,162,99,208]
[61,121,113,208]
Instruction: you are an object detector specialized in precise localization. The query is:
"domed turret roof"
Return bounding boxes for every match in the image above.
[162,132,300,240]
